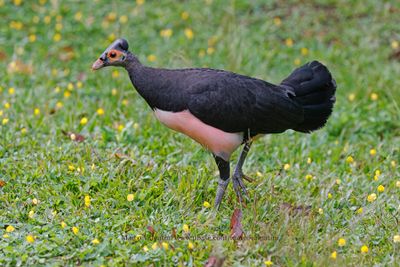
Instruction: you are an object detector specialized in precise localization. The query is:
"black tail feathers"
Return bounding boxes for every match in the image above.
[281,61,336,133]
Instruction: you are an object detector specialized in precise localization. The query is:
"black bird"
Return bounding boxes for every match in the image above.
[92,38,336,208]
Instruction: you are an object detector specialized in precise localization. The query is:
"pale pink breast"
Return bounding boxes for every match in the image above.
[154,109,243,160]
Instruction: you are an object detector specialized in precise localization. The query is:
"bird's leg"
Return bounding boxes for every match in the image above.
[232,141,253,203]
[213,155,230,209]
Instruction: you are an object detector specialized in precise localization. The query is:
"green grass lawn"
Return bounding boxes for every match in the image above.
[1,0,399,266]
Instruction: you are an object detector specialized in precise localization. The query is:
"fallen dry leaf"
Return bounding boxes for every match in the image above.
[204,256,225,267]
[61,130,86,142]
[147,225,156,238]
[0,180,6,187]
[230,208,244,239]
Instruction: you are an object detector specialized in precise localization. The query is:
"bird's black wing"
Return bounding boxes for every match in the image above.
[186,70,304,134]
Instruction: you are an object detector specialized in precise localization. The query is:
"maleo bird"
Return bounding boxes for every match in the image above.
[92,38,336,208]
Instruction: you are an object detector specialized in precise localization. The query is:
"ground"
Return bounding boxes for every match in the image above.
[0,0,399,266]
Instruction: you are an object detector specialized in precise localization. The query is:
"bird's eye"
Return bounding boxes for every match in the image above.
[109,51,117,58]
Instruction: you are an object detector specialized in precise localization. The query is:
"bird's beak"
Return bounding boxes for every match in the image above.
[92,58,105,70]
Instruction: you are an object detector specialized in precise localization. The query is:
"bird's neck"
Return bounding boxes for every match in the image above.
[124,54,153,100]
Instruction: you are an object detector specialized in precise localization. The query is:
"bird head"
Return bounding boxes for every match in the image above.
[92,38,129,70]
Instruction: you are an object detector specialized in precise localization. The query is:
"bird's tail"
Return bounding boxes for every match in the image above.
[281,61,336,133]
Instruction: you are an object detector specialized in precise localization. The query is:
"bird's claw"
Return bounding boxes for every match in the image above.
[214,178,230,209]
[232,172,251,204]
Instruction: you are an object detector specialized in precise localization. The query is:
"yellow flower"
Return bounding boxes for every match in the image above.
[361,245,368,253]
[338,238,346,247]
[136,0,144,5]
[183,224,189,233]
[0,110,3,117]
[28,210,34,218]
[147,54,156,62]
[80,117,88,125]
[74,11,82,21]
[119,15,128,24]
[330,251,337,260]
[8,87,15,95]
[188,241,194,250]
[107,12,117,22]
[112,70,119,78]
[367,193,377,202]
[394,235,400,243]
[265,260,273,266]
[335,179,341,185]
[203,201,211,208]
[152,242,158,250]
[108,33,116,42]
[370,93,378,101]
[96,108,105,115]
[133,123,139,129]
[285,38,293,47]
[273,17,281,26]
[64,90,71,98]
[76,81,83,88]
[369,148,376,156]
[44,16,51,24]
[391,161,397,168]
[305,174,313,181]
[377,185,384,193]
[346,156,354,164]
[396,181,400,188]
[117,124,124,132]
[375,170,381,176]
[318,208,323,214]
[301,47,309,56]
[26,235,35,243]
[356,207,363,214]
[162,242,169,250]
[6,225,15,232]
[92,238,100,245]
[4,102,10,109]
[143,245,149,252]
[206,47,215,55]
[181,11,189,20]
[84,195,91,207]
[373,175,379,181]
[294,58,301,66]
[14,0,22,6]
[184,28,194,40]
[32,198,38,205]
[111,88,118,96]
[127,194,134,202]
[70,134,76,141]
[256,171,263,177]
[307,157,312,164]
[2,118,9,125]
[55,23,63,31]
[53,33,61,42]
[21,128,27,134]
[68,164,75,171]
[34,108,40,116]
[283,163,290,170]
[3,234,9,238]
[392,40,399,49]
[135,234,142,241]
[67,83,74,91]
[160,29,173,38]
[56,102,63,109]
[72,226,79,235]
[348,93,356,102]
[61,221,67,228]
[328,193,333,199]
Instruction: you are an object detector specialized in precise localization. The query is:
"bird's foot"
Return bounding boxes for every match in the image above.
[232,172,253,203]
[214,178,231,209]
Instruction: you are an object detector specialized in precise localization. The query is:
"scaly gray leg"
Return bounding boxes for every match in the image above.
[214,155,230,209]
[232,141,253,203]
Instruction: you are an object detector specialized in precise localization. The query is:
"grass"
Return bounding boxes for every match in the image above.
[1,0,399,266]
